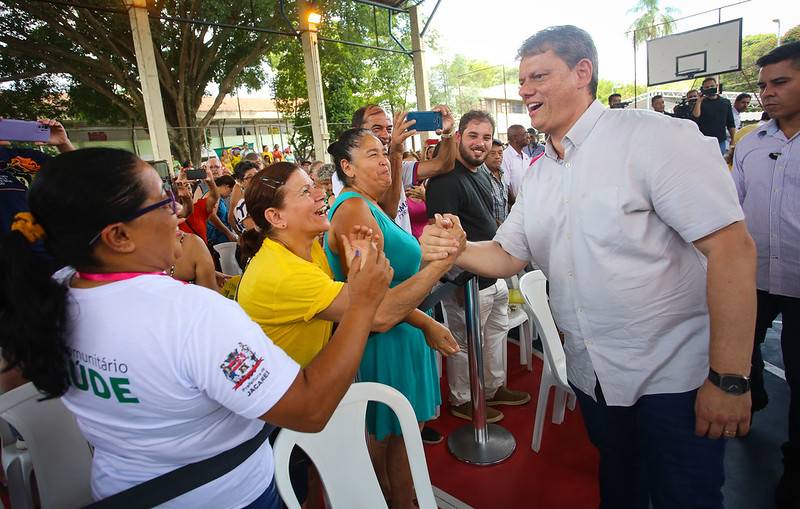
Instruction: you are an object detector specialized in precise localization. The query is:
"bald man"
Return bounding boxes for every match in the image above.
[500,124,532,201]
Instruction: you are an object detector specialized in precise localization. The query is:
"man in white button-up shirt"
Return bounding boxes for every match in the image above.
[420,25,757,509]
[500,124,531,201]
[732,42,800,508]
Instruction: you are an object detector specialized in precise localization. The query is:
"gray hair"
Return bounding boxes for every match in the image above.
[518,25,599,97]
[317,163,336,182]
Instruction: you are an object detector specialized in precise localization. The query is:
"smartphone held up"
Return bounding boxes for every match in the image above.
[406,111,443,132]
[185,168,208,181]
[0,119,50,143]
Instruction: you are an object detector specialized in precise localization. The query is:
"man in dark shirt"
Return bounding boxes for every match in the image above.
[426,110,530,423]
[692,77,736,154]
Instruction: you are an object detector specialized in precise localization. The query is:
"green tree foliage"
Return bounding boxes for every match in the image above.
[0,0,285,163]
[270,0,413,159]
[723,33,776,96]
[0,75,70,121]
[782,25,800,44]
[722,26,798,100]
[627,0,678,46]
[430,55,506,116]
[595,80,638,103]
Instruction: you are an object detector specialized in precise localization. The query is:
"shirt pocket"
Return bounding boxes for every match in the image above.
[784,166,800,215]
[578,186,622,251]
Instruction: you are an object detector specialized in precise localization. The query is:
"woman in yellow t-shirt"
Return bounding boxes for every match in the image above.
[236,161,458,509]
[236,162,458,368]
[220,149,233,174]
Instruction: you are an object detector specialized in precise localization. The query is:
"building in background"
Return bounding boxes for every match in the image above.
[62,95,293,160]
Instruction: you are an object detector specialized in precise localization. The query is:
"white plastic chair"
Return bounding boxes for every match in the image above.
[519,271,576,452]
[0,383,93,509]
[213,241,242,275]
[439,284,532,376]
[273,382,437,509]
[507,274,535,372]
[0,419,33,509]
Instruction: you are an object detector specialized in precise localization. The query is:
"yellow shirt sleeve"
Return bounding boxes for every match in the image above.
[276,265,343,323]
[236,240,343,367]
[239,239,344,324]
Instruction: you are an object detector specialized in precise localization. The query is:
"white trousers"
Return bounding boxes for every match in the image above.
[442,279,509,405]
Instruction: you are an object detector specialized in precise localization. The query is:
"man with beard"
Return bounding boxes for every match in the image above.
[425,110,530,423]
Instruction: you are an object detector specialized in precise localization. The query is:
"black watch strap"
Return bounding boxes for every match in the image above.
[708,368,750,395]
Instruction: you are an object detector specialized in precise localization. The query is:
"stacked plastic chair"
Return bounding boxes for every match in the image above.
[0,382,93,508]
[519,271,577,452]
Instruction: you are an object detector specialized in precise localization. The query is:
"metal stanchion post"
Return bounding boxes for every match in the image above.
[448,276,516,464]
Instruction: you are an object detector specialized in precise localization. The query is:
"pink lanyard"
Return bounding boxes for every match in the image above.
[74,271,166,282]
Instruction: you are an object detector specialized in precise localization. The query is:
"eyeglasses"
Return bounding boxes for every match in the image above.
[122,190,177,222]
[88,190,177,245]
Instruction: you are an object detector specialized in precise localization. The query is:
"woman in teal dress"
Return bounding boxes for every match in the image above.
[325,128,456,509]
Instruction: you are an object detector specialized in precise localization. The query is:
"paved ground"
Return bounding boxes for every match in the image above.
[724,317,788,509]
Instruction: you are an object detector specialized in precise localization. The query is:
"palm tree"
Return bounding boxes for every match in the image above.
[628,0,679,46]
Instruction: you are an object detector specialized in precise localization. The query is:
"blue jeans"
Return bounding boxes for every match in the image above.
[718,139,728,155]
[573,383,726,509]
[242,479,280,509]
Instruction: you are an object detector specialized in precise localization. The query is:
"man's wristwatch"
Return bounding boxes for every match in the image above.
[440,131,453,139]
[707,368,750,395]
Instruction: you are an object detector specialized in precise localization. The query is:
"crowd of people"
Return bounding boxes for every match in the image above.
[0,23,797,509]
[611,80,756,162]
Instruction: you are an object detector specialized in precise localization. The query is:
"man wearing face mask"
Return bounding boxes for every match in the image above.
[692,77,736,154]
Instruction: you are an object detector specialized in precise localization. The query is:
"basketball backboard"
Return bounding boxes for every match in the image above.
[646,19,742,86]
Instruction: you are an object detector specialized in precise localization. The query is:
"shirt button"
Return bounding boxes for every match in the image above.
[585,338,592,346]
[568,272,574,278]
[565,163,572,168]
[578,307,583,313]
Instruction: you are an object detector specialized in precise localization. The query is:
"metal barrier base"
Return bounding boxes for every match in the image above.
[447,424,516,465]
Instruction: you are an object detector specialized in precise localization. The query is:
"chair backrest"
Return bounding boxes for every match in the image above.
[0,383,93,509]
[213,241,242,275]
[519,271,570,389]
[272,382,437,509]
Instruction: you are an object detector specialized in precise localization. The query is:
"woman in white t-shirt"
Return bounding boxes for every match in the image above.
[0,147,392,509]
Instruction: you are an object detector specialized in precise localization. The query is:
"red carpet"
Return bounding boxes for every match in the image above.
[425,345,600,509]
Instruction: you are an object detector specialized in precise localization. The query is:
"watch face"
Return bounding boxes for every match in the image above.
[720,375,748,394]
